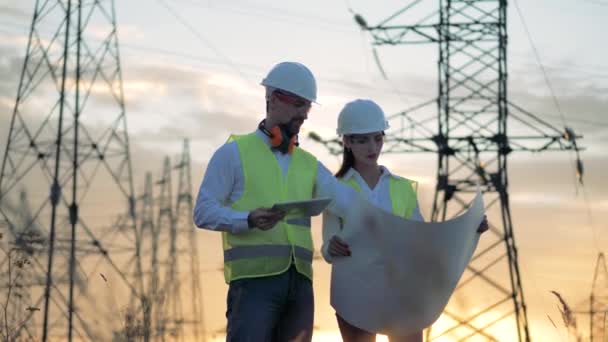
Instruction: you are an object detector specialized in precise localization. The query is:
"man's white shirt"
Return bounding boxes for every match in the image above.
[193,129,355,234]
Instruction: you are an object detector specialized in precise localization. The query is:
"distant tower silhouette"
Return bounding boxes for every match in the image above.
[129,141,205,341]
[174,140,206,341]
[590,253,608,341]
[0,190,44,340]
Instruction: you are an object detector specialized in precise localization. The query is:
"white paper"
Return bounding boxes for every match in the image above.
[330,191,484,336]
[272,197,331,218]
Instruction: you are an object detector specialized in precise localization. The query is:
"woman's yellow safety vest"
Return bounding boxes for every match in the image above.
[342,174,417,219]
[223,133,318,284]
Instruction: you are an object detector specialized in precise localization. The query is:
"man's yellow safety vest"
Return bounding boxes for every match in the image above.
[342,174,417,219]
[223,133,317,283]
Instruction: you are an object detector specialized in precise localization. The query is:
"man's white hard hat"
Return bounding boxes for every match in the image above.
[261,61,317,102]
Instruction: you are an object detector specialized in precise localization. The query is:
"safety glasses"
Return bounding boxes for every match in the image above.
[273,90,311,109]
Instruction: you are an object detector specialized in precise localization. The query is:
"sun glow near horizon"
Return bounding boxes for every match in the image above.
[209,330,390,342]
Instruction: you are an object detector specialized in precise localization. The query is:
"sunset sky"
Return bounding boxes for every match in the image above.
[1,0,607,340]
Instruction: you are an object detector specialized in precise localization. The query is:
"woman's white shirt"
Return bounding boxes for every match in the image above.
[321,166,424,263]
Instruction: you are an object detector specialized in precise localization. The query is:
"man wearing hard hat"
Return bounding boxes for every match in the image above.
[193,62,354,342]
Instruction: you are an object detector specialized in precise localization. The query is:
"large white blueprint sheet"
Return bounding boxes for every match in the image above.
[330,191,484,336]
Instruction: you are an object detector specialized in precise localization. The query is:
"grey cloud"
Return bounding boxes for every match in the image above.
[322,72,436,100]
[0,48,24,148]
[0,4,31,21]
[114,59,263,146]
[0,49,22,96]
[509,63,608,127]
[129,108,259,146]
[0,46,185,182]
[82,58,209,111]
[0,44,261,178]
[377,65,608,156]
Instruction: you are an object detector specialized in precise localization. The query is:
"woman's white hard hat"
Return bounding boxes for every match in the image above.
[337,99,389,135]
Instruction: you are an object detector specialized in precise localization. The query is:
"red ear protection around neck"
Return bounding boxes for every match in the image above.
[268,125,297,154]
[268,125,283,146]
[259,120,298,154]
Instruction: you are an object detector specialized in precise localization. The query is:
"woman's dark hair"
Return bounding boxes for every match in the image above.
[335,145,355,178]
[334,132,385,178]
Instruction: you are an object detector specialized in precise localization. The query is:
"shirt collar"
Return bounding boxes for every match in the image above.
[255,128,272,147]
[342,165,393,180]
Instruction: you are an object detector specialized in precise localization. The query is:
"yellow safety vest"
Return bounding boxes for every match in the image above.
[342,174,417,218]
[223,133,317,283]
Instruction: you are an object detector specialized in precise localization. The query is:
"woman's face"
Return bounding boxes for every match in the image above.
[343,131,384,168]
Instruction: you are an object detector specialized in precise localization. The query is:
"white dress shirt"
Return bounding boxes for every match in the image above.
[321,166,424,263]
[193,129,355,234]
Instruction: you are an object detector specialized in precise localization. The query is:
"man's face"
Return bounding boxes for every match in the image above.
[268,90,312,135]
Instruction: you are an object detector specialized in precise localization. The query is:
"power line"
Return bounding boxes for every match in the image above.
[1,25,607,133]
[580,0,608,7]
[0,25,437,101]
[175,0,354,32]
[513,0,568,125]
[1,14,607,128]
[512,0,579,177]
[2,12,608,76]
[154,0,254,87]
[514,0,601,253]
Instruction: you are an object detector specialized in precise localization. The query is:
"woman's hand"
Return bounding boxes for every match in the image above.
[477,215,489,234]
[329,235,351,257]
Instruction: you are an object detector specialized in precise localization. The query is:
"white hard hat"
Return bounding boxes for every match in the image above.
[261,62,317,102]
[337,99,389,135]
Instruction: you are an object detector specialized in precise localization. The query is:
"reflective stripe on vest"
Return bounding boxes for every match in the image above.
[222,132,317,283]
[224,245,314,263]
[342,174,417,218]
[286,217,312,227]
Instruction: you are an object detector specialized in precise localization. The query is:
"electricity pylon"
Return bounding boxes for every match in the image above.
[589,253,608,341]
[130,141,205,341]
[575,253,608,341]
[310,1,582,340]
[174,139,206,341]
[0,1,138,340]
[0,190,44,341]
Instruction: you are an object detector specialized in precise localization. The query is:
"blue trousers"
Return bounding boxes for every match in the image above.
[226,265,314,342]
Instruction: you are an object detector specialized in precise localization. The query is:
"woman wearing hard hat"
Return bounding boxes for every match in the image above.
[320,99,423,341]
[320,99,489,342]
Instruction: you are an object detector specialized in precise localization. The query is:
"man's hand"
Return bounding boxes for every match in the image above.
[247,208,285,230]
[328,235,351,257]
[477,215,489,234]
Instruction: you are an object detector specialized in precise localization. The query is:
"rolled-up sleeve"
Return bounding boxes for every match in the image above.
[193,143,250,234]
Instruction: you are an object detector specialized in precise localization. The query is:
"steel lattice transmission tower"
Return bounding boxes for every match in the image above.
[154,157,175,338]
[129,141,205,341]
[0,190,45,340]
[310,1,582,340]
[570,253,608,341]
[555,253,608,341]
[589,253,608,341]
[174,139,206,341]
[0,0,139,341]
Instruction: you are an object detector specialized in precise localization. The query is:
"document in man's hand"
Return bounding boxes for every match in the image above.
[271,197,332,218]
